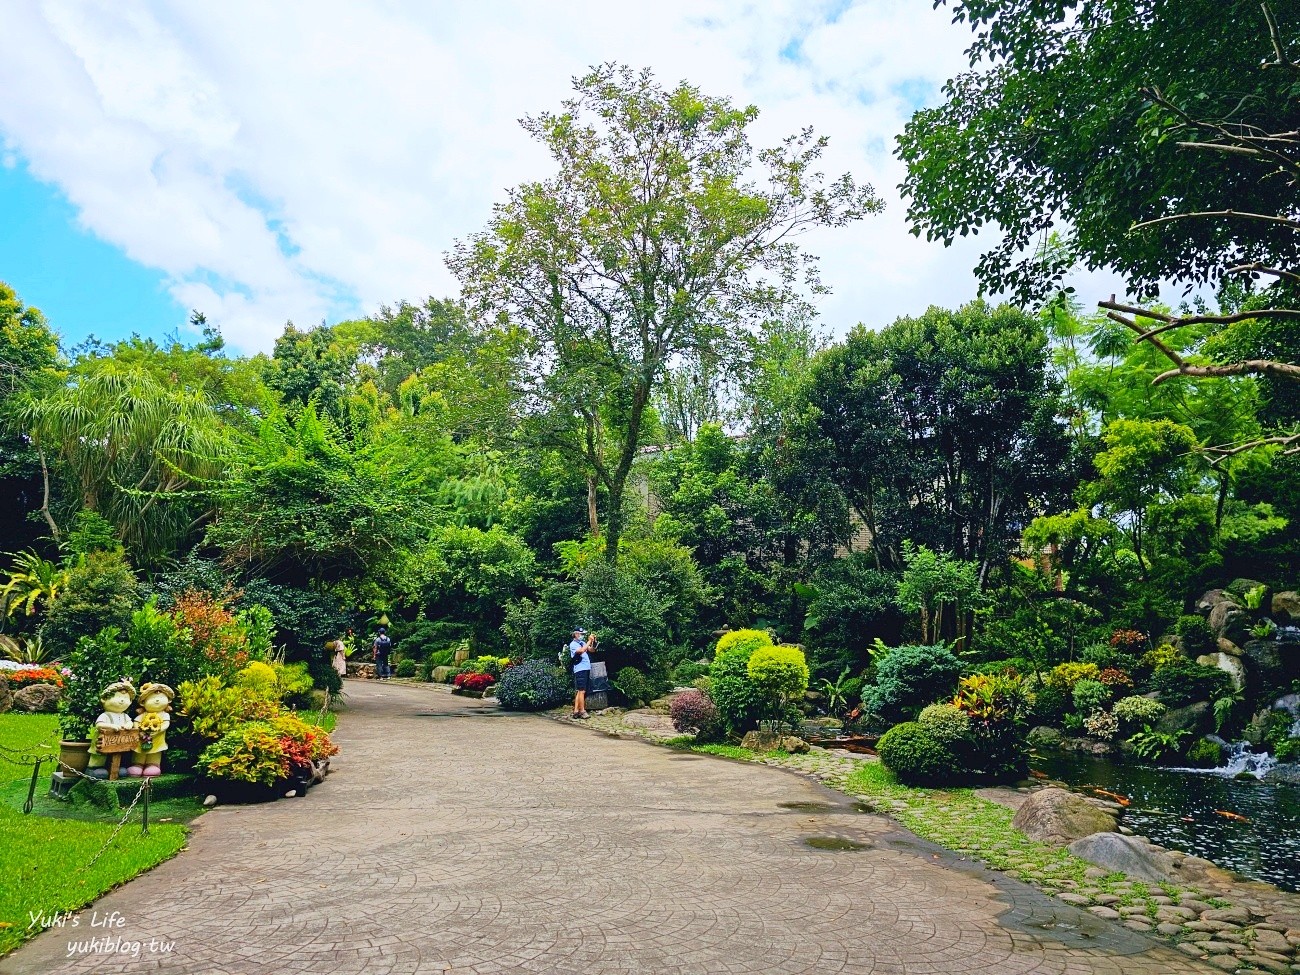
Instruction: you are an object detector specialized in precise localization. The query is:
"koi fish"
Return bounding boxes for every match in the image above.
[1091,788,1131,807]
[1214,810,1249,823]
[1029,769,1049,779]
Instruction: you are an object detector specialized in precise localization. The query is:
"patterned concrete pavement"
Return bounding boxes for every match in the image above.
[2,681,1222,975]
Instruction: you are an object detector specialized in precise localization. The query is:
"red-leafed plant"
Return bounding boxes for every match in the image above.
[454,672,495,693]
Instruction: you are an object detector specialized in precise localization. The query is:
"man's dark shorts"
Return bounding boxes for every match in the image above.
[574,670,591,692]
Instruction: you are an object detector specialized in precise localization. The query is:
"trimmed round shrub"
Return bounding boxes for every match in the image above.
[395,659,417,678]
[669,689,720,738]
[746,644,809,716]
[1045,661,1100,691]
[1026,678,1069,724]
[1112,695,1166,731]
[1071,678,1110,715]
[1188,737,1226,767]
[877,721,956,786]
[917,702,971,745]
[710,644,766,737]
[714,629,773,659]
[495,659,569,712]
[863,644,962,722]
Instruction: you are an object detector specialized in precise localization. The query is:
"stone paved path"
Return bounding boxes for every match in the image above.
[2,681,1221,975]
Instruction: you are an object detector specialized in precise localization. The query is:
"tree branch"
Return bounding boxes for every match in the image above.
[1131,209,1300,234]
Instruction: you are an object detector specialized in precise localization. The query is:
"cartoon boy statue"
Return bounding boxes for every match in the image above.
[87,680,136,780]
[127,682,175,778]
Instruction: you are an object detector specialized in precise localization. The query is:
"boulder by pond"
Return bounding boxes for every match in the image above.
[1208,600,1252,645]
[1156,701,1211,737]
[1068,832,1179,883]
[1011,787,1118,845]
[1274,590,1300,621]
[12,682,61,713]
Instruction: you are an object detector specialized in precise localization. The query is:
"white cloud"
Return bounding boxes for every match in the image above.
[0,0,1114,352]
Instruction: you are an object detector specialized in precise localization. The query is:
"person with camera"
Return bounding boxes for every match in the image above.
[569,627,597,719]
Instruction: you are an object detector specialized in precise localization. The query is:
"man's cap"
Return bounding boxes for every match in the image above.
[573,628,587,635]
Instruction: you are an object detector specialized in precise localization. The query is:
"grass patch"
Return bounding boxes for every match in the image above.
[0,711,188,956]
[0,713,60,781]
[296,710,337,732]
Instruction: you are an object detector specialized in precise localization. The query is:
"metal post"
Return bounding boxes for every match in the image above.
[24,758,42,814]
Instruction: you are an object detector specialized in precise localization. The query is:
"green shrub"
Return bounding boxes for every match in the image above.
[917,702,971,745]
[670,660,711,686]
[863,644,962,722]
[877,721,956,786]
[273,662,314,708]
[1071,678,1110,715]
[613,666,655,707]
[1174,614,1216,657]
[395,660,417,678]
[42,550,139,658]
[1026,678,1069,724]
[747,645,810,719]
[58,628,134,740]
[714,629,773,659]
[428,649,456,668]
[1148,660,1233,708]
[463,655,510,679]
[1045,661,1100,691]
[1275,738,1300,763]
[709,644,767,737]
[1111,695,1166,731]
[1079,643,1141,673]
[495,659,569,711]
[969,657,1036,678]
[1187,737,1225,767]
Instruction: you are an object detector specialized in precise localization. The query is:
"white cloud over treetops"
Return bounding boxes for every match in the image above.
[0,0,1125,353]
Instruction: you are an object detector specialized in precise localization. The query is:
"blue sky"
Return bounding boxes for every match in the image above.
[0,1,1027,354]
[0,160,190,347]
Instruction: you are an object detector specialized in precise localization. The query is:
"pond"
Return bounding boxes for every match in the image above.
[1033,750,1300,892]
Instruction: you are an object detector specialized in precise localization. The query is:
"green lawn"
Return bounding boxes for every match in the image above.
[0,713,188,957]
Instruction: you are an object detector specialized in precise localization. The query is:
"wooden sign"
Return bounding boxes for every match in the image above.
[97,729,141,754]
[96,729,141,780]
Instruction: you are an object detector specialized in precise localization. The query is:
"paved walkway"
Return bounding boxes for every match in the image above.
[2,682,1220,975]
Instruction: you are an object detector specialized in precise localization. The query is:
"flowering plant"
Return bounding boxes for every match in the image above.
[453,672,495,693]
[4,666,64,688]
[136,712,165,750]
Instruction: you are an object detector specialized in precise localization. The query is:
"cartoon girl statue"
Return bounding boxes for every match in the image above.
[127,682,175,777]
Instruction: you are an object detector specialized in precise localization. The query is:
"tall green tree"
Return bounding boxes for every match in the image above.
[792,301,1075,582]
[448,64,881,564]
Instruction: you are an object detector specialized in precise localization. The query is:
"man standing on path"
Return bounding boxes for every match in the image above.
[569,628,594,718]
[373,626,393,680]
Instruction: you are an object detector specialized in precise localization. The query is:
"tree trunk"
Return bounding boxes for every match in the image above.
[587,474,600,537]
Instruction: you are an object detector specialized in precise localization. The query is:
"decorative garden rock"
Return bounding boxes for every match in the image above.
[1068,832,1179,883]
[1273,590,1300,621]
[13,682,62,713]
[1195,588,1235,615]
[431,666,454,682]
[1217,636,1243,657]
[1197,652,1247,691]
[780,735,810,754]
[1242,639,1285,689]
[740,730,784,752]
[1208,600,1251,644]
[1012,788,1118,845]
[1156,701,1212,737]
[0,675,11,714]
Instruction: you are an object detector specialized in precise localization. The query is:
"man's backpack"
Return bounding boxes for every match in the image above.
[375,634,392,655]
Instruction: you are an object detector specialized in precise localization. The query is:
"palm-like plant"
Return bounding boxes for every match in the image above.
[0,550,69,619]
[0,633,55,664]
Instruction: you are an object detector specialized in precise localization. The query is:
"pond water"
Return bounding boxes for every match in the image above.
[1033,751,1300,892]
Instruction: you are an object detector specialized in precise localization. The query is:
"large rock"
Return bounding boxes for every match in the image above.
[1264,764,1300,785]
[12,682,61,713]
[1242,639,1285,690]
[0,675,10,714]
[1027,725,1063,747]
[1217,637,1243,657]
[1156,701,1211,737]
[1195,588,1235,616]
[1068,833,1179,883]
[1197,652,1247,691]
[1208,600,1252,644]
[1011,788,1119,846]
[1273,591,1300,622]
[1228,577,1270,606]
[740,730,784,752]
[431,666,454,683]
